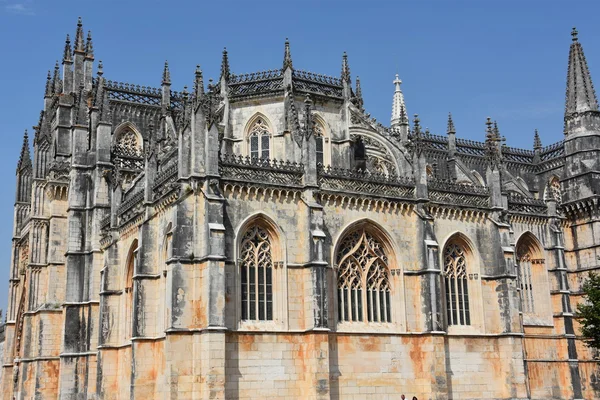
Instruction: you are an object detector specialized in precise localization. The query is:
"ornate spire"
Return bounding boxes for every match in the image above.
[85,31,94,58]
[283,38,293,70]
[17,130,32,173]
[447,112,456,134]
[341,52,351,83]
[162,61,171,85]
[195,65,204,97]
[221,48,230,81]
[533,129,542,150]
[74,17,85,53]
[45,70,52,97]
[63,34,72,63]
[391,74,408,126]
[97,60,103,76]
[355,76,364,110]
[565,27,598,117]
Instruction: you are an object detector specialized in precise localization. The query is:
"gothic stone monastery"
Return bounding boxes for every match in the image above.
[2,18,600,400]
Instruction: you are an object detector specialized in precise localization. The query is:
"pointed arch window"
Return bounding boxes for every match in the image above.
[516,233,547,318]
[336,228,391,323]
[248,118,270,160]
[443,243,470,326]
[517,249,535,314]
[124,240,138,339]
[240,226,273,321]
[314,123,325,166]
[114,127,142,158]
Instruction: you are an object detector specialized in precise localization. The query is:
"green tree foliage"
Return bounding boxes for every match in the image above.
[577,272,600,355]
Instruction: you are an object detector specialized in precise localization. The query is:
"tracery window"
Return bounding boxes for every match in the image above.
[240,226,273,321]
[314,123,324,166]
[114,128,142,158]
[248,118,270,159]
[443,243,470,326]
[336,228,391,323]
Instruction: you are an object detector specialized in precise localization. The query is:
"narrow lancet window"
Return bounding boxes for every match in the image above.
[314,123,324,166]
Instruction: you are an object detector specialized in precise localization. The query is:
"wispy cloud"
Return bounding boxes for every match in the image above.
[4,1,35,15]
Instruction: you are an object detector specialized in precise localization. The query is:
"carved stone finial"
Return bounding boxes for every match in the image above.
[195,65,204,96]
[221,48,230,82]
[63,34,72,63]
[413,114,421,134]
[283,38,293,70]
[17,129,32,173]
[97,60,103,76]
[572,27,578,42]
[85,31,94,58]
[162,61,171,85]
[74,17,85,52]
[52,61,61,94]
[45,70,53,97]
[354,76,364,110]
[341,52,351,83]
[447,112,456,134]
[533,129,542,150]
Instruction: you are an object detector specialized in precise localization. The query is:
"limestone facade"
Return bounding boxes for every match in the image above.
[1,20,600,399]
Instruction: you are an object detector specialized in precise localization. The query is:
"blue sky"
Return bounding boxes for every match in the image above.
[0,0,599,313]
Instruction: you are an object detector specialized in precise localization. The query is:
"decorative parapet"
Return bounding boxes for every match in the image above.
[153,160,178,200]
[228,70,284,98]
[540,140,565,161]
[318,166,415,199]
[502,145,534,164]
[117,189,144,224]
[507,192,547,215]
[105,80,161,106]
[220,153,304,187]
[455,138,486,157]
[292,70,343,98]
[230,70,283,83]
[292,70,342,86]
[100,215,111,231]
[428,178,490,207]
